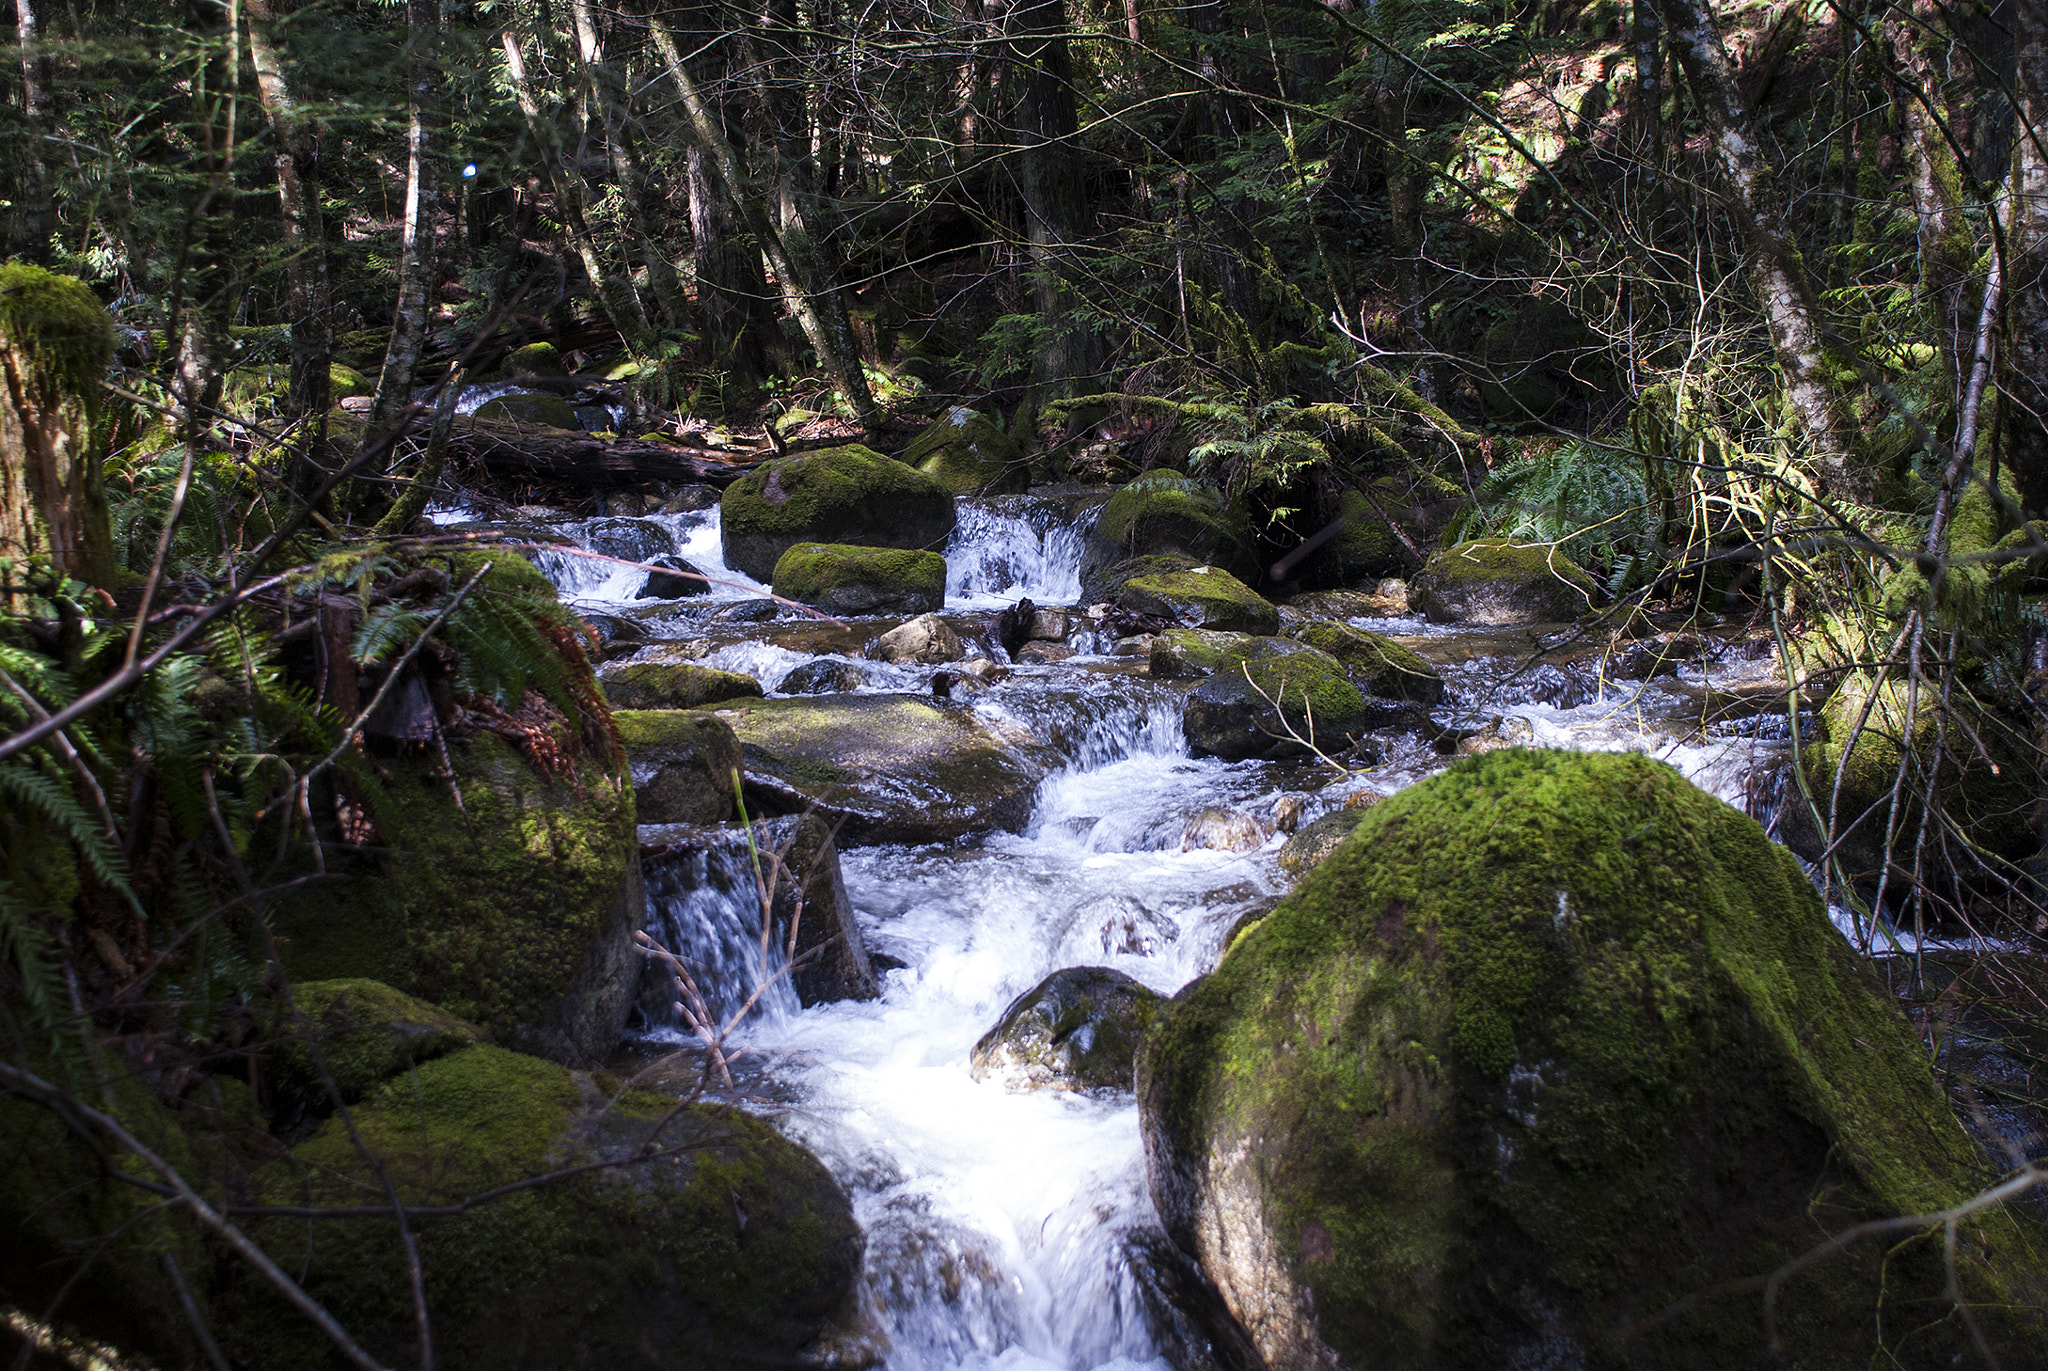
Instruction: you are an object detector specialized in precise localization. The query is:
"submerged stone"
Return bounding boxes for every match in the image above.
[1138,748,2048,1371]
[773,541,948,617]
[1409,538,1598,624]
[599,660,763,710]
[720,444,956,582]
[971,966,1162,1094]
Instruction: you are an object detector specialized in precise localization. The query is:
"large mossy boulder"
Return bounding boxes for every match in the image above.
[598,660,763,710]
[1119,565,1280,635]
[225,1045,863,1370]
[772,542,948,616]
[900,406,1028,493]
[1138,749,2048,1371]
[720,444,956,582]
[271,560,641,1067]
[708,694,1061,845]
[617,709,744,825]
[1096,473,1246,563]
[0,263,118,589]
[1177,637,1371,761]
[1291,620,1443,705]
[1409,538,1598,624]
[271,978,484,1111]
[471,391,578,429]
[971,966,1163,1094]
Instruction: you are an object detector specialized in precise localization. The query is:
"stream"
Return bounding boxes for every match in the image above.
[481,491,1803,1371]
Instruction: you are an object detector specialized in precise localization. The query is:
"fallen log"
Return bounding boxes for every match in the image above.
[444,415,768,487]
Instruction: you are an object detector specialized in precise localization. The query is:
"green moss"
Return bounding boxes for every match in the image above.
[505,341,563,375]
[901,406,1026,493]
[771,541,947,614]
[1180,637,1372,760]
[271,978,483,1109]
[720,445,956,581]
[0,263,116,404]
[329,362,373,398]
[1149,627,1259,679]
[1292,621,1443,703]
[228,1046,862,1370]
[1326,489,1401,581]
[599,662,762,710]
[472,392,578,429]
[1410,538,1598,624]
[1098,473,1246,562]
[1120,565,1280,634]
[1140,749,2048,1368]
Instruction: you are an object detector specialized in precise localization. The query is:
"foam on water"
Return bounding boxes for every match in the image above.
[527,508,771,605]
[946,499,1092,609]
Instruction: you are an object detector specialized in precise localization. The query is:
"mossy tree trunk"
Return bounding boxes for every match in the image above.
[2008,0,2048,513]
[0,266,117,597]
[1887,0,1976,396]
[1656,0,1863,498]
[368,0,439,441]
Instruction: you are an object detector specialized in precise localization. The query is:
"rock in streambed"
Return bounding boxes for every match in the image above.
[971,966,1162,1094]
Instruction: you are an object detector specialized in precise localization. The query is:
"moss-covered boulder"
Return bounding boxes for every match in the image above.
[1322,488,1405,583]
[1096,473,1246,563]
[1787,675,2034,889]
[1081,551,1200,606]
[328,362,373,399]
[1291,620,1444,705]
[225,1045,863,1370]
[617,709,744,825]
[472,391,579,429]
[772,542,948,616]
[0,263,118,589]
[271,978,483,1111]
[1180,638,1370,761]
[971,966,1163,1094]
[720,445,956,581]
[1149,627,1261,680]
[1138,749,2048,1371]
[1119,565,1280,635]
[1409,538,1598,624]
[901,406,1027,493]
[504,341,565,376]
[710,694,1062,845]
[598,660,763,710]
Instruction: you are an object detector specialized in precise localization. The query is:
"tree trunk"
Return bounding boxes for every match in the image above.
[368,0,439,440]
[1010,0,1095,402]
[13,0,53,265]
[1656,0,1862,497]
[1888,0,1974,393]
[170,0,241,455]
[2007,0,2048,512]
[649,16,879,437]
[244,0,332,436]
[0,266,116,597]
[687,143,779,397]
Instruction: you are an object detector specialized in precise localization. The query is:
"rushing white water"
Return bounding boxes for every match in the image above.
[946,499,1094,609]
[527,509,771,605]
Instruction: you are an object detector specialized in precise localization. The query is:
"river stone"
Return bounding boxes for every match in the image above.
[616,710,742,824]
[708,694,1062,846]
[1138,749,2048,1371]
[1275,807,1370,877]
[773,542,948,616]
[637,553,710,599]
[1081,551,1200,607]
[579,610,650,660]
[1179,638,1370,762]
[971,966,1162,1095]
[226,1046,864,1371]
[1181,807,1267,853]
[1149,628,1259,680]
[640,813,879,1006]
[901,406,1028,493]
[720,444,957,582]
[581,515,677,565]
[777,658,870,694]
[599,660,763,710]
[270,978,483,1112]
[1119,566,1280,635]
[1409,538,1598,624]
[1290,620,1443,704]
[873,612,966,664]
[471,391,577,429]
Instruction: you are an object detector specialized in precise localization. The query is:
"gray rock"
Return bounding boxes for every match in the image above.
[598,661,763,710]
[776,659,870,695]
[873,613,966,665]
[637,554,711,599]
[616,710,743,824]
[970,966,1162,1094]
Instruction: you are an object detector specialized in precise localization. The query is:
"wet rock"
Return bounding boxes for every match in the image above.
[471,391,578,429]
[1409,538,1599,624]
[579,610,651,660]
[711,694,1063,846]
[1016,641,1074,664]
[270,978,483,1112]
[989,595,1039,658]
[615,709,743,824]
[599,660,764,710]
[873,612,966,665]
[1290,620,1443,705]
[1078,895,1182,957]
[776,658,870,695]
[1180,639,1370,762]
[1181,807,1267,853]
[1269,794,1308,834]
[661,484,720,513]
[228,1046,864,1371]
[1122,1227,1263,1371]
[970,966,1162,1094]
[773,542,948,617]
[1149,628,1260,680]
[900,406,1027,493]
[720,444,957,581]
[1275,807,1370,877]
[1080,551,1199,606]
[1119,565,1280,636]
[1456,715,1534,755]
[640,812,878,1007]
[1607,633,1702,681]
[1276,587,1384,626]
[717,597,782,623]
[1140,749,2048,1371]
[1030,606,1069,641]
[581,515,677,565]
[636,553,711,599]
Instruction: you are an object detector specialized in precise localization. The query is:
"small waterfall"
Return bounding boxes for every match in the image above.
[638,825,799,1035]
[527,508,770,605]
[946,498,1094,607]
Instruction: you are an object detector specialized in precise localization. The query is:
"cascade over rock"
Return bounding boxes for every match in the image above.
[1138,749,2048,1371]
[971,966,1162,1094]
[720,444,956,581]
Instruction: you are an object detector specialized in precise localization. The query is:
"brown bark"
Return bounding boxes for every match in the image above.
[245,0,332,428]
[0,274,115,595]
[369,0,439,439]
[1010,0,1095,399]
[1655,0,1862,496]
[2009,0,2048,511]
